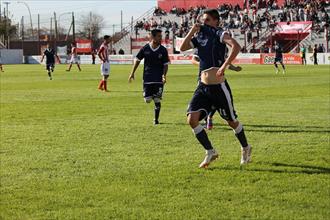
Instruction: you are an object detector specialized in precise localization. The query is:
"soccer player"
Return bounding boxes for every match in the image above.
[128,29,169,125]
[180,9,252,168]
[97,35,111,92]
[313,44,318,65]
[66,42,82,72]
[40,44,61,80]
[274,42,286,74]
[300,45,306,65]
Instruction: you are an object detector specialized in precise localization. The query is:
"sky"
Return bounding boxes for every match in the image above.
[1,0,157,34]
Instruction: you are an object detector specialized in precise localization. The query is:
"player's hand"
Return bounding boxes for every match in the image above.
[217,66,226,77]
[128,74,135,83]
[162,75,167,84]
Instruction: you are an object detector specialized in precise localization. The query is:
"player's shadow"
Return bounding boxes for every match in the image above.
[202,123,330,134]
[209,162,330,175]
[243,124,330,134]
[160,123,330,133]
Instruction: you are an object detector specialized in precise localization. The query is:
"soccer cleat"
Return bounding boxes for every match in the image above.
[206,117,213,130]
[275,69,279,74]
[240,145,252,165]
[199,149,219,168]
[49,77,52,80]
[154,119,159,125]
[282,70,286,74]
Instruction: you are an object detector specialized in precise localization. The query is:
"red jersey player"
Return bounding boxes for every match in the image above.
[66,42,81,72]
[97,35,111,92]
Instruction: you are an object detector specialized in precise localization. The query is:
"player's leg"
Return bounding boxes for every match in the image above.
[76,62,82,71]
[153,98,161,125]
[66,63,72,71]
[103,62,110,92]
[206,109,216,130]
[188,111,218,168]
[280,60,286,74]
[187,87,218,168]
[0,64,3,72]
[153,84,164,125]
[46,64,52,80]
[274,60,279,74]
[216,81,252,164]
[103,75,109,92]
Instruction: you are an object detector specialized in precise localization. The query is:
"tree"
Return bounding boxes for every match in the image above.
[77,12,105,41]
[0,16,18,40]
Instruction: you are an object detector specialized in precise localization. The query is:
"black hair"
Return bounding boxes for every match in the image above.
[104,35,110,40]
[150,29,162,37]
[203,9,220,22]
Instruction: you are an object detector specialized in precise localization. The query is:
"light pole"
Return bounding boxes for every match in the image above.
[17,1,33,39]
[3,1,10,48]
[58,12,72,32]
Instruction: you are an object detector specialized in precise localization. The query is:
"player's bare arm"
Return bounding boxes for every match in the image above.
[217,34,241,76]
[98,48,105,62]
[40,54,45,63]
[56,55,61,64]
[162,64,168,84]
[128,59,141,82]
[191,56,200,65]
[179,24,200,52]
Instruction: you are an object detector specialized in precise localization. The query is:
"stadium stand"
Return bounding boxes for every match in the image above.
[113,0,330,55]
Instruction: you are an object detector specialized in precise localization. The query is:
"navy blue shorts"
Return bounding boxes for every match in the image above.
[46,63,55,71]
[143,83,164,100]
[274,57,283,63]
[187,81,238,121]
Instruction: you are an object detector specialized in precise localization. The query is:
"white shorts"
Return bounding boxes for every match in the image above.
[101,62,110,75]
[70,56,79,64]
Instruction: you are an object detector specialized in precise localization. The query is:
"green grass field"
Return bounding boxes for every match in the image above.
[0,64,329,219]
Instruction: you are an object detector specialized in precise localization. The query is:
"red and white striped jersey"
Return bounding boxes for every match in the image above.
[71,47,77,57]
[98,43,109,62]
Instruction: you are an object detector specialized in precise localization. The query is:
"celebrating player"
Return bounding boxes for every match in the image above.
[128,29,170,125]
[97,35,111,92]
[66,42,81,72]
[40,43,61,80]
[274,42,286,74]
[180,9,252,168]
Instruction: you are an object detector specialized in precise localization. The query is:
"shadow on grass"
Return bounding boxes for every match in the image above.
[208,162,330,175]
[159,122,330,133]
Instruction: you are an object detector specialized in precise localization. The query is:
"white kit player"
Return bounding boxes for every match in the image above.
[97,35,111,92]
[66,42,82,72]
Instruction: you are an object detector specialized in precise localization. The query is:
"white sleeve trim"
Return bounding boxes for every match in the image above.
[135,57,141,61]
[163,62,170,65]
[220,31,229,43]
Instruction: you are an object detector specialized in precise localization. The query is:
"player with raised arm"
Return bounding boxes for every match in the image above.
[40,43,61,80]
[128,29,169,125]
[97,35,111,92]
[66,42,82,72]
[180,9,252,168]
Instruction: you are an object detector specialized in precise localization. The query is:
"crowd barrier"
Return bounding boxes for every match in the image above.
[3,53,329,65]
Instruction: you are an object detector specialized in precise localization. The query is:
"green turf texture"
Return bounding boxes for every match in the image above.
[0,64,329,219]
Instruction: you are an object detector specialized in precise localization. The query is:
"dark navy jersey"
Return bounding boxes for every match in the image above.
[191,25,227,75]
[44,48,56,64]
[275,45,283,58]
[136,43,170,84]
